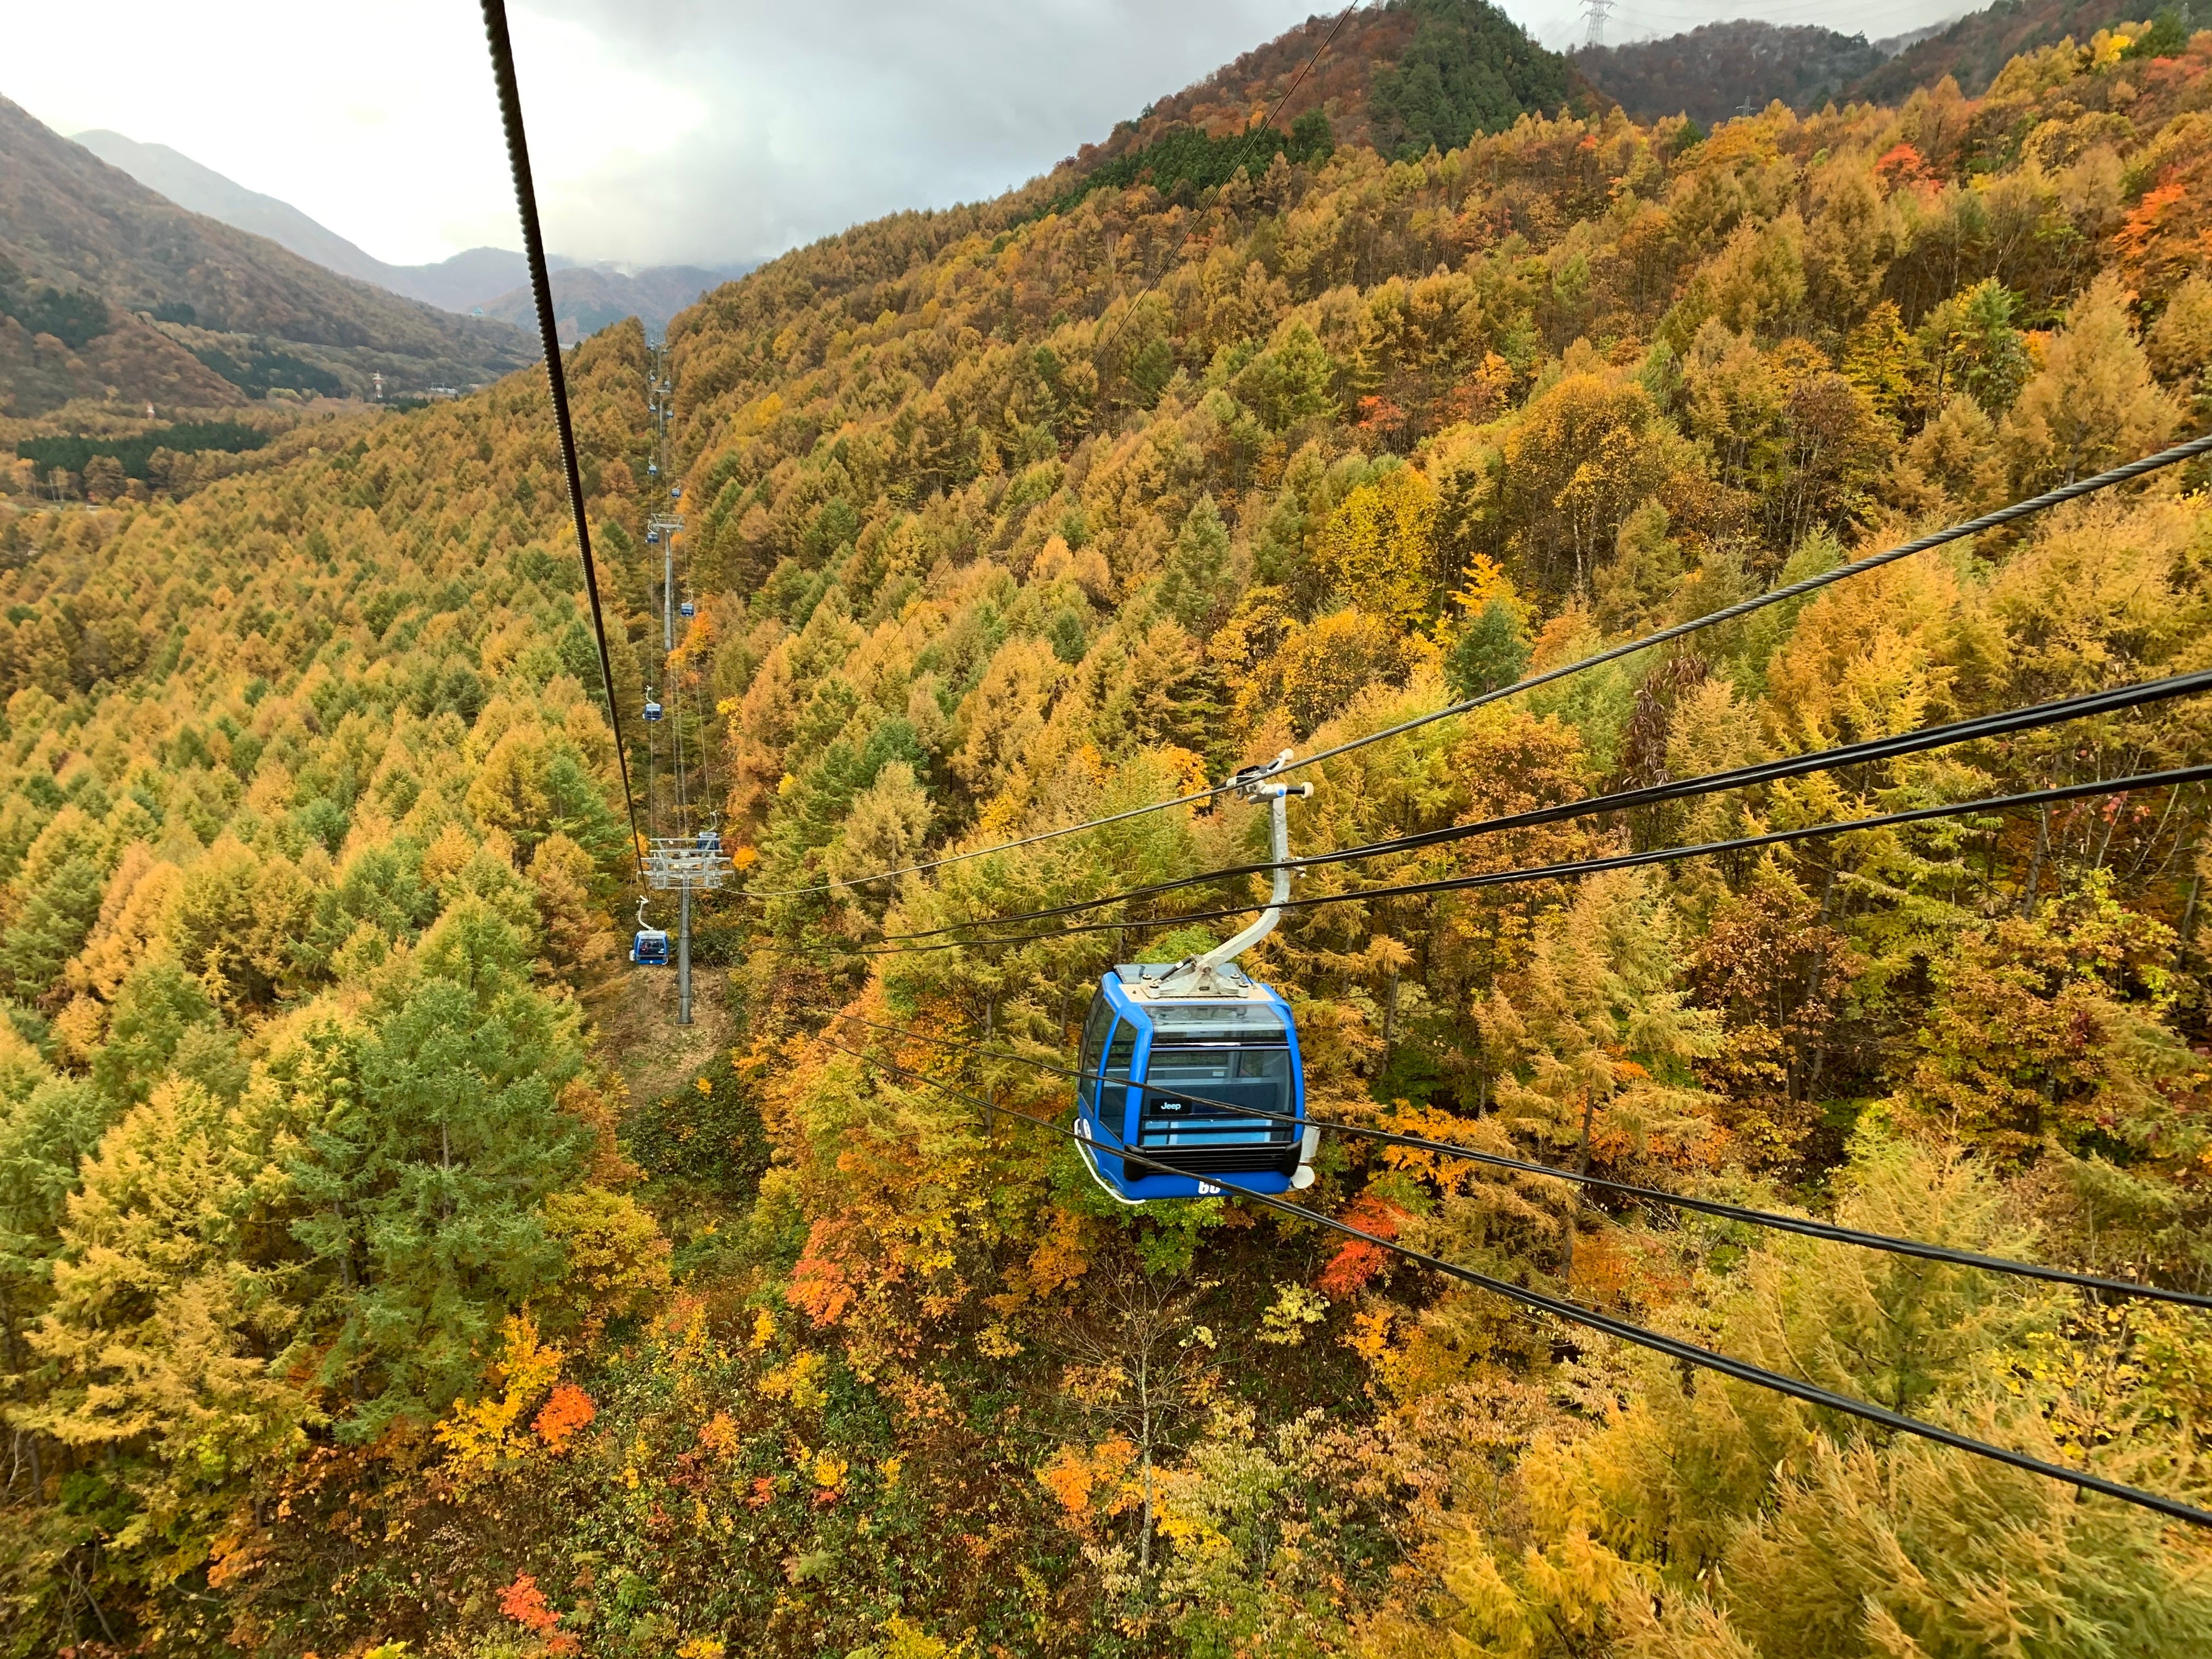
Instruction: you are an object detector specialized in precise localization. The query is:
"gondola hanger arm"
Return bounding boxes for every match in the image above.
[1156,752,1311,997]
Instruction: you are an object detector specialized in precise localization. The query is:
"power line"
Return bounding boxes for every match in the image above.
[837,762,2212,956]
[741,429,2212,902]
[805,1028,2212,1530]
[690,659,719,830]
[806,1007,2212,1312]
[884,668,2212,942]
[481,0,645,884]
[673,646,690,829]
[1273,432,2212,797]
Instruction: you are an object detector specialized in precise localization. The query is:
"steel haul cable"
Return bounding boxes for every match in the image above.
[665,401,688,834]
[830,762,2212,956]
[883,667,2212,941]
[804,1027,2212,1531]
[481,0,645,883]
[674,652,689,832]
[802,1006,2212,1312]
[742,428,2212,901]
[692,666,719,829]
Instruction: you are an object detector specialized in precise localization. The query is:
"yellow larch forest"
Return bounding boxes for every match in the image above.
[1,14,2211,1658]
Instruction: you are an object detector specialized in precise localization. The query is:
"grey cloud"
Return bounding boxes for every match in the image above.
[514,0,1968,265]
[517,0,1324,265]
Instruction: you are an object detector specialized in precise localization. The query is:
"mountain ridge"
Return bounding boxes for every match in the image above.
[0,95,534,410]
[66,129,413,294]
[71,128,754,339]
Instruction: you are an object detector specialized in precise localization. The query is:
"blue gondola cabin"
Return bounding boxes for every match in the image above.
[1074,963,1314,1202]
[631,928,670,966]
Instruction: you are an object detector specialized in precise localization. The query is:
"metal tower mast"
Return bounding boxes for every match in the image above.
[645,837,731,1025]
[1581,0,1614,47]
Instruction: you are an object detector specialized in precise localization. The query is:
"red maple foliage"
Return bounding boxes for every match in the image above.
[532,1383,596,1452]
[499,1574,578,1656]
[1316,1194,1408,1298]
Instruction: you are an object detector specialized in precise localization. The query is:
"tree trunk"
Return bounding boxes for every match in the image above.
[983,1001,997,1135]
[1135,1339,1155,1579]
[1138,1443,1154,1578]
[1563,1089,1593,1288]
[334,1202,354,1289]
[2018,806,2049,917]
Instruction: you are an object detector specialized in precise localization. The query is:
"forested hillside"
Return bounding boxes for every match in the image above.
[1849,0,2212,100]
[2,10,2212,1658]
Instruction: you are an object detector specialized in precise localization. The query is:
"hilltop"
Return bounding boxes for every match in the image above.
[1062,0,1576,179]
[1,10,2211,1658]
[0,95,533,412]
[1573,20,1889,123]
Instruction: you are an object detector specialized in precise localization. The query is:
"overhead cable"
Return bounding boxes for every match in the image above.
[885,667,2212,940]
[805,1028,2212,1531]
[742,428,2212,901]
[481,0,646,881]
[840,762,2212,955]
[805,1006,2212,1312]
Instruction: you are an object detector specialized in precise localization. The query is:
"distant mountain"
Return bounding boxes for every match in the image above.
[71,129,751,339]
[0,95,531,413]
[472,264,755,345]
[1847,0,2210,102]
[67,130,408,292]
[1573,21,1886,124]
[391,248,537,313]
[67,130,535,311]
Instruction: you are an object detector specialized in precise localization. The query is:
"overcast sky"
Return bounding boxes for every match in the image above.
[10,0,1964,271]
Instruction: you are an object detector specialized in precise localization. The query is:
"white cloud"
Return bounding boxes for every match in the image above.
[10,0,1970,269]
